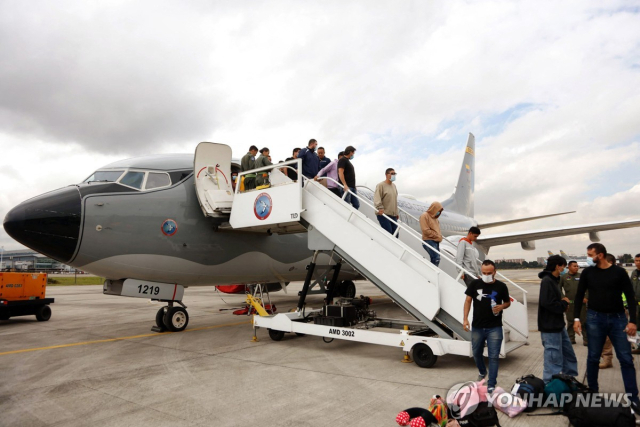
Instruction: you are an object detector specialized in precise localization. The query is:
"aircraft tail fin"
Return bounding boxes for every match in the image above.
[560,250,568,257]
[547,250,555,256]
[442,133,475,217]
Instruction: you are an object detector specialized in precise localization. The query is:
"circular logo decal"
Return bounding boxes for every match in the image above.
[161,219,178,236]
[254,193,272,220]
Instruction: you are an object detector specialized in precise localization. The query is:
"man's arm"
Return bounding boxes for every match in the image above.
[373,184,384,215]
[463,295,473,331]
[573,272,588,318]
[338,167,348,192]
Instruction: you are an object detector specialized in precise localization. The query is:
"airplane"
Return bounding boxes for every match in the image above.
[559,250,590,268]
[547,250,556,256]
[4,134,640,331]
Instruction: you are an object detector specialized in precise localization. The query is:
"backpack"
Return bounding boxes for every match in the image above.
[511,375,545,412]
[564,401,635,427]
[427,395,449,427]
[456,402,501,427]
[544,374,591,409]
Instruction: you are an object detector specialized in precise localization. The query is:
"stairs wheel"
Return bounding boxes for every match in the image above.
[412,343,438,368]
[341,280,356,298]
[268,329,285,341]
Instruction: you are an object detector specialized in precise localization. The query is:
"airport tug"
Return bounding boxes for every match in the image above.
[188,143,529,367]
[0,272,54,322]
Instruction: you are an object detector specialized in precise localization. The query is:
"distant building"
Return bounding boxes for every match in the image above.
[0,248,69,271]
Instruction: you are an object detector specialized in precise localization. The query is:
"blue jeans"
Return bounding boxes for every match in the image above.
[377,215,399,237]
[422,240,440,266]
[585,309,638,400]
[344,187,360,210]
[540,329,578,384]
[471,326,503,389]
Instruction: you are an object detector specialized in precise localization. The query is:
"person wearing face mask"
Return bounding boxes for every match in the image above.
[373,168,399,236]
[538,255,579,383]
[462,260,511,393]
[573,243,639,411]
[338,146,359,210]
[420,201,444,266]
[315,151,344,197]
[297,139,320,180]
[559,261,588,346]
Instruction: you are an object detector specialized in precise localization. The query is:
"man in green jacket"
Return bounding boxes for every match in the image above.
[559,260,588,346]
[241,145,259,190]
[255,148,273,187]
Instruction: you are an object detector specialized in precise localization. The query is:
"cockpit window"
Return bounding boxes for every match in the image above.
[119,171,145,189]
[145,172,171,189]
[84,170,124,183]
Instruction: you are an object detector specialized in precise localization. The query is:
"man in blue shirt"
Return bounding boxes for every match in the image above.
[317,146,331,170]
[297,139,320,179]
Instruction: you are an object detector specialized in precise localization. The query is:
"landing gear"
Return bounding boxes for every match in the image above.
[164,307,189,332]
[151,302,188,332]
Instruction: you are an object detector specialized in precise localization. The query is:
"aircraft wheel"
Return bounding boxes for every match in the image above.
[412,343,437,368]
[155,307,167,329]
[163,307,189,332]
[268,329,285,341]
[341,280,356,298]
[35,305,52,322]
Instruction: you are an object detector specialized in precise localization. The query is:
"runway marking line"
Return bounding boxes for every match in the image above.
[0,320,250,356]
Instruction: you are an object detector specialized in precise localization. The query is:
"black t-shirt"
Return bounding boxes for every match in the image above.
[285,157,298,180]
[574,265,637,324]
[337,157,356,188]
[465,279,510,328]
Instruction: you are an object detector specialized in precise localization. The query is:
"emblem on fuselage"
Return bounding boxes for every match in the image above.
[254,193,272,221]
[161,219,178,236]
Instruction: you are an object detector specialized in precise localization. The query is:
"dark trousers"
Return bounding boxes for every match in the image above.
[244,177,256,190]
[377,215,399,237]
[585,309,638,401]
[328,187,343,198]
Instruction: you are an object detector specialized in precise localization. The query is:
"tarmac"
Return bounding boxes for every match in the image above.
[1,269,638,427]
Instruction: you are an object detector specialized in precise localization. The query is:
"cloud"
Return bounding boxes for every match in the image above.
[1,0,640,262]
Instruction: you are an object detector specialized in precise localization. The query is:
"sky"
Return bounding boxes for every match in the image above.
[1,0,639,261]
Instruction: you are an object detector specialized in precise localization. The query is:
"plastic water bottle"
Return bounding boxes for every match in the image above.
[491,299,499,316]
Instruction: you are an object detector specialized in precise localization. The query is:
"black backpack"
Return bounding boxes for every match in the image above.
[511,375,545,412]
[564,399,636,427]
[457,402,501,427]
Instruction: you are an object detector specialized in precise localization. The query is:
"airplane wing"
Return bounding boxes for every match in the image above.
[477,219,640,250]
[477,211,575,229]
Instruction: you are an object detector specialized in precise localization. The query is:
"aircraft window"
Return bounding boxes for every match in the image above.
[119,171,145,189]
[168,169,193,184]
[145,172,171,189]
[85,170,124,183]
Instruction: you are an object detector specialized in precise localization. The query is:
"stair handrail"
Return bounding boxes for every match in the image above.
[313,176,480,281]
[234,158,301,194]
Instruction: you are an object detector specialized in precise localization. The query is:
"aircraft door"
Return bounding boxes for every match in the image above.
[194,142,234,217]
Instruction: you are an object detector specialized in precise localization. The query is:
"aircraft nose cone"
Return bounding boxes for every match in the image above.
[3,186,82,263]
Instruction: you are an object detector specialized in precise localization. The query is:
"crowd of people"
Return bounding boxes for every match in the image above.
[462,245,639,412]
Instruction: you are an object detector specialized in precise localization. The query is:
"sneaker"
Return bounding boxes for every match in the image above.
[487,387,495,395]
[631,347,640,355]
[477,374,486,382]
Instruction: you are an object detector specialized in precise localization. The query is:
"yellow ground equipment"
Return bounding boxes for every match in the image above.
[0,273,54,321]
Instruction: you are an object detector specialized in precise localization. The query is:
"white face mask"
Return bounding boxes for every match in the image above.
[481,274,494,284]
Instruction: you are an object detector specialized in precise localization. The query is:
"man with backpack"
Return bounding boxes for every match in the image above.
[538,255,579,383]
[573,243,639,412]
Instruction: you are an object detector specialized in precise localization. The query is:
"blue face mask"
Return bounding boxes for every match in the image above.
[390,175,396,182]
[435,211,441,218]
[561,267,568,276]
[586,256,596,267]
[350,154,355,160]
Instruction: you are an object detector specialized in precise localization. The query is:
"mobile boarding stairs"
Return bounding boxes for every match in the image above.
[194,142,529,367]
